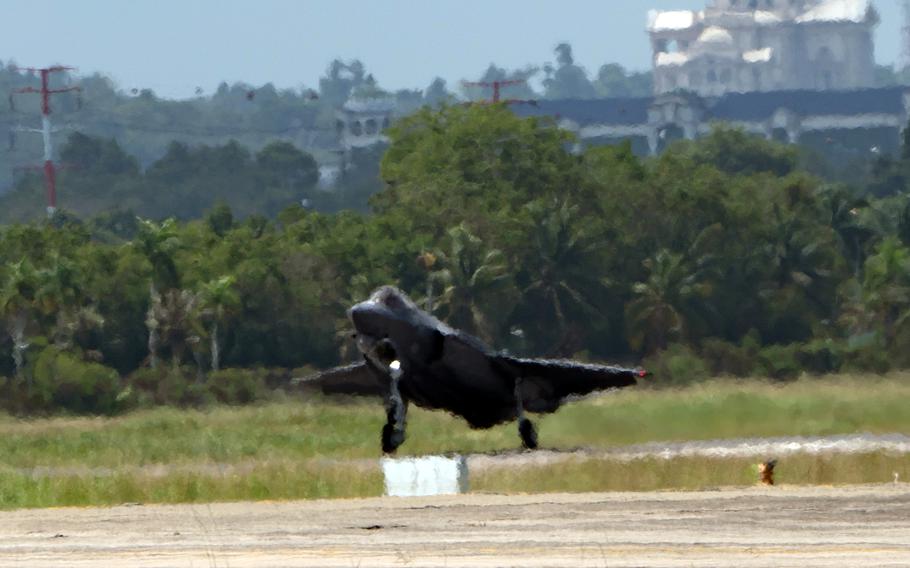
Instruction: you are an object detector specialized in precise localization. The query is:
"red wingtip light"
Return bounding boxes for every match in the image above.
[637,368,648,378]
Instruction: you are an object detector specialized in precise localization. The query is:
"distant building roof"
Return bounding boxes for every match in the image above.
[513,87,907,129]
[647,9,698,32]
[514,98,652,126]
[795,0,872,23]
[710,87,907,121]
[656,52,690,67]
[342,97,396,114]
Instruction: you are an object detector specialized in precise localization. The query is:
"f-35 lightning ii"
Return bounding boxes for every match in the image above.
[297,286,646,454]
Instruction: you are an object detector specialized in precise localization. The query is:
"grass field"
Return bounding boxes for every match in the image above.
[2,374,909,509]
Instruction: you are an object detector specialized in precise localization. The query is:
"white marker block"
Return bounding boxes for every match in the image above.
[381,455,469,497]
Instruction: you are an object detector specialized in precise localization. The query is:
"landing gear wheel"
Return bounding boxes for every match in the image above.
[381,423,405,454]
[381,423,396,454]
[519,418,538,450]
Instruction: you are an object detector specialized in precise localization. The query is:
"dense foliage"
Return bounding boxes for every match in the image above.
[0,131,392,221]
[3,103,910,415]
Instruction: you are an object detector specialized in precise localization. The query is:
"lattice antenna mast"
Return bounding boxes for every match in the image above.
[461,79,535,106]
[901,0,910,74]
[9,66,81,218]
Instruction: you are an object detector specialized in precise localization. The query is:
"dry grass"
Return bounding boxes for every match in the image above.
[1,374,909,509]
[472,452,910,493]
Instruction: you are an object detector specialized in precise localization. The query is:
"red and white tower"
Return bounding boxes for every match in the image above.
[10,66,81,218]
[462,79,535,105]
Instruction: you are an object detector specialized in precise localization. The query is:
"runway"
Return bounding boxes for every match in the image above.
[1,485,908,567]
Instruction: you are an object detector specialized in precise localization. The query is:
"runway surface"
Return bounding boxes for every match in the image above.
[1,485,908,567]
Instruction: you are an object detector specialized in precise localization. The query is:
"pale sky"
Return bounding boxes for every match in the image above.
[0,0,903,100]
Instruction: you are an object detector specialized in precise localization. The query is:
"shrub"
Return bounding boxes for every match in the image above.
[206,368,266,404]
[700,337,759,377]
[795,339,844,375]
[128,366,213,407]
[754,343,801,380]
[841,331,891,374]
[31,347,124,414]
[643,344,711,386]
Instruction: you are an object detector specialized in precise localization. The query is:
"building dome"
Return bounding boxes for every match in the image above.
[697,26,734,45]
[342,96,396,114]
[753,10,783,25]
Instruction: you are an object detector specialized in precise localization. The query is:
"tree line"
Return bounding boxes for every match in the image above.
[2,103,910,415]
[0,47,653,194]
[0,131,386,222]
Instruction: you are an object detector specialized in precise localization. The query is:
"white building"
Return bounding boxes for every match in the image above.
[649,0,879,96]
[335,97,395,150]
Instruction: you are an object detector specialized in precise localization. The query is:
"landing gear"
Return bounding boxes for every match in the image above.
[381,360,408,454]
[518,417,538,450]
[381,422,405,454]
[514,377,538,450]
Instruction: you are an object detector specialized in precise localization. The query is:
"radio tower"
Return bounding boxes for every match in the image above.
[462,79,536,106]
[9,66,81,218]
[900,0,910,74]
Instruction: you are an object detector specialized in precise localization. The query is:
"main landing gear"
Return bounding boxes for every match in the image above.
[381,359,408,454]
[514,377,538,450]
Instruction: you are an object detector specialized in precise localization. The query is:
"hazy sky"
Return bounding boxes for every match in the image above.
[0,0,903,100]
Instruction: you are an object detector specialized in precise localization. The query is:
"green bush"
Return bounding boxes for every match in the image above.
[841,331,891,374]
[754,343,801,380]
[643,344,711,386]
[128,367,213,407]
[127,367,268,407]
[31,347,124,414]
[206,368,266,404]
[700,336,760,377]
[795,339,844,375]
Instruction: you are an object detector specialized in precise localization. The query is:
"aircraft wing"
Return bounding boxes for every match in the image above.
[291,362,386,397]
[494,355,645,413]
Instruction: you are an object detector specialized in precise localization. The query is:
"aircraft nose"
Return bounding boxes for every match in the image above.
[348,299,383,331]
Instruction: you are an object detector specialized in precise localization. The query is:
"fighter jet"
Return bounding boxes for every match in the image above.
[296,286,646,454]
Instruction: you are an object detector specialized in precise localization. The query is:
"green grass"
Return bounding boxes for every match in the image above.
[0,461,382,509]
[1,374,909,509]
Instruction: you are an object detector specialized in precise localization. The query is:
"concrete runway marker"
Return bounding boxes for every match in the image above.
[382,455,469,497]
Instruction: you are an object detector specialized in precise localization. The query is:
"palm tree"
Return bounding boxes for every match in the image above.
[198,275,240,371]
[625,250,692,354]
[753,200,840,343]
[146,289,200,369]
[625,224,722,355]
[33,253,104,353]
[519,200,608,355]
[0,261,37,381]
[818,186,873,278]
[53,306,105,354]
[859,237,910,345]
[34,253,79,317]
[135,218,181,368]
[429,224,515,342]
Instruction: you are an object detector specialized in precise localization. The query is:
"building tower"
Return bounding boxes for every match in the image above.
[649,0,878,96]
[901,0,910,74]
